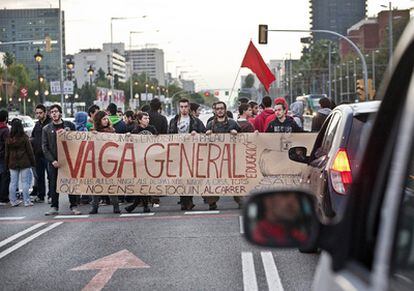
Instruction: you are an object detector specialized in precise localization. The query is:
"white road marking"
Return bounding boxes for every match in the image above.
[120,213,155,217]
[0,223,47,248]
[0,222,63,259]
[261,252,284,291]
[239,216,244,234]
[184,211,220,215]
[54,215,89,219]
[0,217,25,220]
[242,252,258,291]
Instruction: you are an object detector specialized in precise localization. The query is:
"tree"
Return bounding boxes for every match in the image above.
[4,52,15,68]
[189,92,204,105]
[243,74,255,88]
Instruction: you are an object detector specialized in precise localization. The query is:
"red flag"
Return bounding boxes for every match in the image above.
[241,41,276,92]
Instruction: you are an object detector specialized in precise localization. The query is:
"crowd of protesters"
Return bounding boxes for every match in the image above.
[0,95,335,214]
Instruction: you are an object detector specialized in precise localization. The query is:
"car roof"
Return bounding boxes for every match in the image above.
[335,100,381,115]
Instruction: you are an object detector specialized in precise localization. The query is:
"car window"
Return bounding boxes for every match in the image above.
[390,151,414,290]
[315,112,341,158]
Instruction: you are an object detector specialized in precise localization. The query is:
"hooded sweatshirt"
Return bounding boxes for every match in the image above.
[254,109,274,132]
[74,111,88,131]
[290,101,304,128]
[108,115,127,133]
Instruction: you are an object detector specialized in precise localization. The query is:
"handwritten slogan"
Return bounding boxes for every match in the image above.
[57,132,317,196]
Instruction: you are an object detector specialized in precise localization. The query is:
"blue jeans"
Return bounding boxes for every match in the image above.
[9,168,33,205]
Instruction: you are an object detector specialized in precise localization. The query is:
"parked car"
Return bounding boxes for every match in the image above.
[243,19,414,291]
[288,101,380,222]
[8,115,35,137]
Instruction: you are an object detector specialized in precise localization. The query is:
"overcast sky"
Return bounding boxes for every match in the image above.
[2,0,413,89]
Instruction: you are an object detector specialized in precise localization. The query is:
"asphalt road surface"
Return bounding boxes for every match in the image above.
[0,195,318,291]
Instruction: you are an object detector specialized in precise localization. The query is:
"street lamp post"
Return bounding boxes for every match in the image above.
[107,71,113,103]
[34,48,43,103]
[266,28,369,101]
[66,57,75,116]
[87,65,94,85]
[381,2,393,67]
[346,62,350,101]
[145,83,149,105]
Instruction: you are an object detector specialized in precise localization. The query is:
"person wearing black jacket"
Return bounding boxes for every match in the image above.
[30,104,51,203]
[0,110,10,205]
[266,102,302,133]
[125,112,158,213]
[148,98,168,134]
[169,98,206,210]
[42,104,80,216]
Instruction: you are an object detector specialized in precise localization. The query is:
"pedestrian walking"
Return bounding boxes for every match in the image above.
[148,98,168,134]
[86,104,100,131]
[206,101,242,210]
[169,98,206,210]
[89,111,120,214]
[237,103,255,132]
[125,112,158,213]
[312,97,332,132]
[0,110,10,205]
[5,119,35,207]
[253,96,274,132]
[266,99,302,133]
[107,103,127,134]
[30,104,51,203]
[43,104,81,216]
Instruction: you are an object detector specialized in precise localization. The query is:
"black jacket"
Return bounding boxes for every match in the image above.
[31,116,51,157]
[168,115,206,134]
[42,120,76,162]
[0,123,10,162]
[148,110,168,134]
[5,135,35,169]
[265,116,302,133]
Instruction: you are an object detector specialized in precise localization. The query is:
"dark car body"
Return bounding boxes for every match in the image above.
[291,101,380,221]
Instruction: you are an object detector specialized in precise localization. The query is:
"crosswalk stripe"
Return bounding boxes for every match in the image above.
[242,252,258,291]
[184,211,220,215]
[120,213,155,217]
[54,215,89,219]
[0,217,25,220]
[0,222,63,259]
[261,252,284,291]
[0,223,47,248]
[239,216,244,234]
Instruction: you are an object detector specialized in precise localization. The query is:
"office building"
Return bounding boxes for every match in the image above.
[310,0,366,42]
[0,8,65,81]
[126,47,165,85]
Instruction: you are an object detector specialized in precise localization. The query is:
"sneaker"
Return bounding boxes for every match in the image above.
[45,207,59,216]
[0,201,9,205]
[125,206,134,213]
[209,203,218,211]
[34,197,45,203]
[11,200,22,207]
[153,203,160,208]
[24,202,34,207]
[89,208,98,215]
[47,197,52,204]
[143,206,151,213]
[71,208,82,215]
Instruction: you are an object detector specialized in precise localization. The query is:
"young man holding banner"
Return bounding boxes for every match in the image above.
[206,101,243,210]
[42,104,80,216]
[169,98,206,210]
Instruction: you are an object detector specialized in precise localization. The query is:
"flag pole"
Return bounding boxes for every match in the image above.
[228,67,241,106]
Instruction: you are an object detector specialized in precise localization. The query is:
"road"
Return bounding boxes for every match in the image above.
[0,195,318,291]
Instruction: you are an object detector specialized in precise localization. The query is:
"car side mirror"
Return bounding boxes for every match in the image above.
[243,189,319,248]
[288,147,309,164]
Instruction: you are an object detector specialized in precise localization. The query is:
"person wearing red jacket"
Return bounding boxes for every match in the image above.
[253,96,274,132]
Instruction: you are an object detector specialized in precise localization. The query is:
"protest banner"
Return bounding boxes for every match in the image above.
[57,132,317,196]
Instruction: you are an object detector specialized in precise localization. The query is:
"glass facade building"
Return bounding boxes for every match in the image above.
[310,0,367,41]
[0,8,65,82]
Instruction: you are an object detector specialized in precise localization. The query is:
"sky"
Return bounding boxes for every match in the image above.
[2,0,413,90]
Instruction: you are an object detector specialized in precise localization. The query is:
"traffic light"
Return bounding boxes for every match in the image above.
[356,79,365,101]
[45,35,52,52]
[367,78,376,100]
[258,25,268,44]
[204,91,210,97]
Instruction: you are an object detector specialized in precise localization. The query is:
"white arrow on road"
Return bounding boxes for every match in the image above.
[71,249,150,291]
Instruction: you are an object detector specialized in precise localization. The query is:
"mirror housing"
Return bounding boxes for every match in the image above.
[288,146,309,164]
[243,189,319,249]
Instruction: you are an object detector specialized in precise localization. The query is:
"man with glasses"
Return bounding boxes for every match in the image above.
[30,104,51,203]
[169,98,206,210]
[206,101,242,210]
[42,104,80,215]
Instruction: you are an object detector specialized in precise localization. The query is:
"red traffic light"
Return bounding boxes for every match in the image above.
[204,92,210,97]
